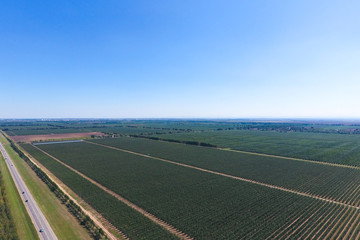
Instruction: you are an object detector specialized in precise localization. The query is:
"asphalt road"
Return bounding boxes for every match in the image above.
[0,142,57,240]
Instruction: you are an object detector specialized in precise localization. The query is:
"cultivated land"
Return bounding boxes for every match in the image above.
[22,139,360,239]
[88,137,360,206]
[0,133,91,240]
[158,130,360,166]
[21,144,178,240]
[3,119,360,239]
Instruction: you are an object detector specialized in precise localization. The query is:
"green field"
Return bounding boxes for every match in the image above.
[24,140,360,239]
[7,119,360,239]
[21,144,178,240]
[158,130,360,166]
[4,120,360,166]
[88,137,360,206]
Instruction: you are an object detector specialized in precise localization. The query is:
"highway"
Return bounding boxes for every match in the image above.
[0,142,57,240]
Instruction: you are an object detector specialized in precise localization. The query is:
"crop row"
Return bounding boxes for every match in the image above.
[89,137,360,207]
[34,141,360,239]
[158,130,360,166]
[21,143,177,240]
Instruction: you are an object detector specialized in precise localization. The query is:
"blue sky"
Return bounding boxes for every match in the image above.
[0,0,359,118]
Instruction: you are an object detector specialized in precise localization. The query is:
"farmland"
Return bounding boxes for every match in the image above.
[20,143,178,240]
[88,137,360,207]
[22,139,360,239]
[3,120,360,165]
[4,119,360,239]
[158,130,360,166]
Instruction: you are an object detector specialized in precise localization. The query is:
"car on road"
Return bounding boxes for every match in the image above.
[39,228,44,232]
[25,200,28,202]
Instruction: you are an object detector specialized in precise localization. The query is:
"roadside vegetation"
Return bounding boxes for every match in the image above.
[0,163,19,240]
[1,133,92,240]
[0,134,38,240]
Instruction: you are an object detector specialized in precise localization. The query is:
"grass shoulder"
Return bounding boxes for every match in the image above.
[1,133,91,240]
[0,135,39,240]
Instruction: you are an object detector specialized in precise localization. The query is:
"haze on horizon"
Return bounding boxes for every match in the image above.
[1,1,359,119]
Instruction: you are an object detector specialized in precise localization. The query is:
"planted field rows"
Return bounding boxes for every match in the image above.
[21,144,177,240]
[89,137,360,207]
[159,130,360,166]
[24,141,360,239]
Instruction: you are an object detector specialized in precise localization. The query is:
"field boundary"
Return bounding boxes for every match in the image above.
[32,144,194,240]
[85,140,360,211]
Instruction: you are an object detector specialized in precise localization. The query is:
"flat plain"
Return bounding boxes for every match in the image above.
[2,119,360,239]
[24,138,360,239]
[158,130,360,166]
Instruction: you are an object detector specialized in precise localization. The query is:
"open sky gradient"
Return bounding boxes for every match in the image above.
[0,0,359,118]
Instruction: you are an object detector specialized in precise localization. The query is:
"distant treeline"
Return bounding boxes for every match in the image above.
[130,135,218,148]
[2,120,360,136]
[5,136,107,240]
[0,169,18,239]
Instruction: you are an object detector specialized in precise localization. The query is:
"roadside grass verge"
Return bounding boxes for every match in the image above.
[0,133,91,240]
[0,134,38,240]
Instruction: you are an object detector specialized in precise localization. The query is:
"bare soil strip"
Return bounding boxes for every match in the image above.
[282,203,326,240]
[32,145,193,240]
[86,141,360,211]
[299,204,336,239]
[335,209,357,240]
[12,132,105,143]
[310,205,346,240]
[343,211,360,239]
[323,206,351,239]
[245,200,300,239]
[267,216,302,240]
[350,219,360,239]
